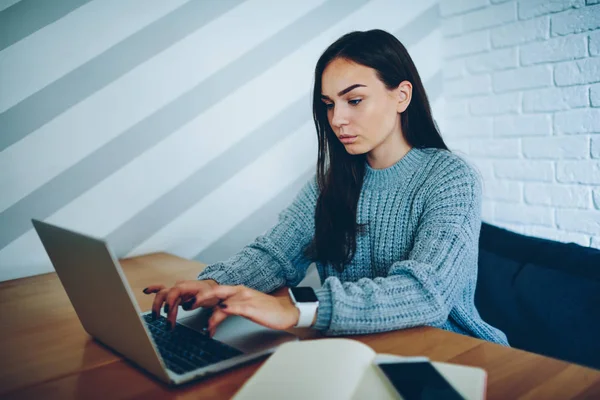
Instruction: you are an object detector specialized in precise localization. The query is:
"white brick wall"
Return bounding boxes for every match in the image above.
[494,114,553,136]
[518,0,586,20]
[554,57,600,86]
[592,136,600,157]
[522,136,589,158]
[522,86,588,112]
[491,15,549,47]
[519,34,587,65]
[441,0,600,248]
[591,82,600,105]
[551,3,600,35]
[590,30,600,55]
[492,64,553,92]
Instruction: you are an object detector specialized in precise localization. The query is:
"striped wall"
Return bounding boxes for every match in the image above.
[0,0,444,282]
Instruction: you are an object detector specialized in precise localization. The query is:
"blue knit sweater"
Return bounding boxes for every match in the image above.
[197,148,509,345]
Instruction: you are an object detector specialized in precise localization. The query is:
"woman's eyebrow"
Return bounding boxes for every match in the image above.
[321,84,367,100]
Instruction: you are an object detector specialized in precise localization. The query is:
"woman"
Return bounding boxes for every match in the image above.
[144,29,509,345]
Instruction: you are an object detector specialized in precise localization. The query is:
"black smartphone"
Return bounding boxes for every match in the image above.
[376,361,465,400]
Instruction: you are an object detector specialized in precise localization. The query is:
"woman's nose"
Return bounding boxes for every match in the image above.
[331,106,349,128]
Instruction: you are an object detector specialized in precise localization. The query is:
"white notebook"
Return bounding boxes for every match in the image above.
[233,338,486,400]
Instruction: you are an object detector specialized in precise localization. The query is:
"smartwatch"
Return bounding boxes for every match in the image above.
[288,287,319,328]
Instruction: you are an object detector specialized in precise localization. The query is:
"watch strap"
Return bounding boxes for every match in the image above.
[294,302,318,328]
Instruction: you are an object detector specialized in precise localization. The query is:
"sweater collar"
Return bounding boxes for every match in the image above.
[362,147,428,190]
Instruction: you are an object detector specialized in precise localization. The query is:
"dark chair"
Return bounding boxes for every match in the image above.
[475,223,600,370]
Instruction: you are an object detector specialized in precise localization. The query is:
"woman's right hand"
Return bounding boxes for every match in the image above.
[142,279,220,329]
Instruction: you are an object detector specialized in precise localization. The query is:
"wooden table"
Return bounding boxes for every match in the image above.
[1,252,599,399]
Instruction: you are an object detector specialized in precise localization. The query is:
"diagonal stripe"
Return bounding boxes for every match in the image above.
[128,120,316,259]
[192,87,443,265]
[424,71,443,105]
[0,0,189,115]
[0,0,369,252]
[0,0,245,152]
[393,3,439,47]
[193,167,315,264]
[0,0,22,13]
[0,0,92,51]
[0,0,323,214]
[108,95,310,256]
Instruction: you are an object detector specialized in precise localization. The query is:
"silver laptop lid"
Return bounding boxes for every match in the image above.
[32,219,170,381]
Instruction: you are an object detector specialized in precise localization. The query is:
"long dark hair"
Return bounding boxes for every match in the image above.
[305,29,448,272]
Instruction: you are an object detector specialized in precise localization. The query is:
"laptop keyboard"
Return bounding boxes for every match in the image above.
[143,314,244,375]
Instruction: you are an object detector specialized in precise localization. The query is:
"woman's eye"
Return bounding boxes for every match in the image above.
[324,103,334,110]
[349,99,362,106]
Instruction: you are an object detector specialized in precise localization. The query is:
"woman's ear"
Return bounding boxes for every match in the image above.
[396,81,412,113]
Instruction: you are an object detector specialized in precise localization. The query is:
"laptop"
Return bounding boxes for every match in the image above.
[31,219,298,386]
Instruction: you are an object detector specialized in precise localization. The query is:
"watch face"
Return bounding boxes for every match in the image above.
[291,287,318,302]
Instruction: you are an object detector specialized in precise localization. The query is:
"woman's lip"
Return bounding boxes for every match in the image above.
[340,136,358,144]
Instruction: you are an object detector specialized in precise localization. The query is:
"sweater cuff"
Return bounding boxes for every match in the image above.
[197,266,238,286]
[313,287,333,331]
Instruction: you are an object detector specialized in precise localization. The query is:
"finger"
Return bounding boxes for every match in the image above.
[151,288,169,320]
[167,297,182,331]
[181,296,197,311]
[142,284,165,295]
[215,300,261,324]
[171,281,214,306]
[208,308,229,337]
[217,300,248,314]
[178,283,227,309]
[210,285,246,301]
[173,281,206,305]
[195,283,225,307]
[164,287,183,316]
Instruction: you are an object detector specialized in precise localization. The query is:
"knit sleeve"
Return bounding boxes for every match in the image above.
[196,176,318,293]
[313,162,483,335]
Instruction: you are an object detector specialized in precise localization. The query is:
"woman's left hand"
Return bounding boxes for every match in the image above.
[207,285,300,336]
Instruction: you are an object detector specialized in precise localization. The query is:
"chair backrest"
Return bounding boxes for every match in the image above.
[475,223,600,370]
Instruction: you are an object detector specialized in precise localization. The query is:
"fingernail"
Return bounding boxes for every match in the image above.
[182,298,195,310]
[142,287,149,294]
[164,304,169,314]
[218,303,227,309]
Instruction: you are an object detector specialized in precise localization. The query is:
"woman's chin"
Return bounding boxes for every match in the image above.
[343,143,368,155]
